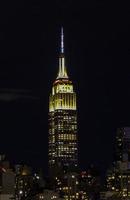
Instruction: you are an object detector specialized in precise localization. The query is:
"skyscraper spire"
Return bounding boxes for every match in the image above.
[61,27,64,54]
[57,27,68,79]
[49,28,78,181]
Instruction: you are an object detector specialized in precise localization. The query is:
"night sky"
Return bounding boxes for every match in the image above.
[0,0,130,174]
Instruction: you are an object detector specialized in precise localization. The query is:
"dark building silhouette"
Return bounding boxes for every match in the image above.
[15,165,33,200]
[104,127,130,199]
[115,127,130,162]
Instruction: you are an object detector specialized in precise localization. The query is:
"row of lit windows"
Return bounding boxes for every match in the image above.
[57,144,77,148]
[57,151,77,154]
[49,150,77,155]
[57,152,76,156]
[50,142,77,146]
[57,154,73,158]
[49,125,76,129]
[57,125,77,130]
[58,134,76,140]
[50,116,77,121]
[55,120,77,125]
[57,147,77,151]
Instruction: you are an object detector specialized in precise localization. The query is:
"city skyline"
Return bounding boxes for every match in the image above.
[0,0,130,175]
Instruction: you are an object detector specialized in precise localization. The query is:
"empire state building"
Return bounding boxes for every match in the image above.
[48,28,78,177]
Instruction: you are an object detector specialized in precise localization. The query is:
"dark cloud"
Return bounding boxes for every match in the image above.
[0,89,39,102]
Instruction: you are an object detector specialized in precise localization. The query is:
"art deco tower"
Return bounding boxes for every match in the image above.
[48,28,78,177]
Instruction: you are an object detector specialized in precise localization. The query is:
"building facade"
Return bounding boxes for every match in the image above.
[35,189,63,200]
[15,165,33,200]
[48,28,78,178]
[115,127,130,163]
[105,127,130,199]
[0,155,15,200]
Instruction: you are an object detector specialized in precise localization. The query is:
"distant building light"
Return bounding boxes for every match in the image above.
[19,190,23,194]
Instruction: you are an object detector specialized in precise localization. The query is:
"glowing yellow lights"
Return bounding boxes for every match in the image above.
[56,84,73,93]
[48,30,78,174]
[58,134,76,141]
[57,57,68,79]
[49,83,76,112]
